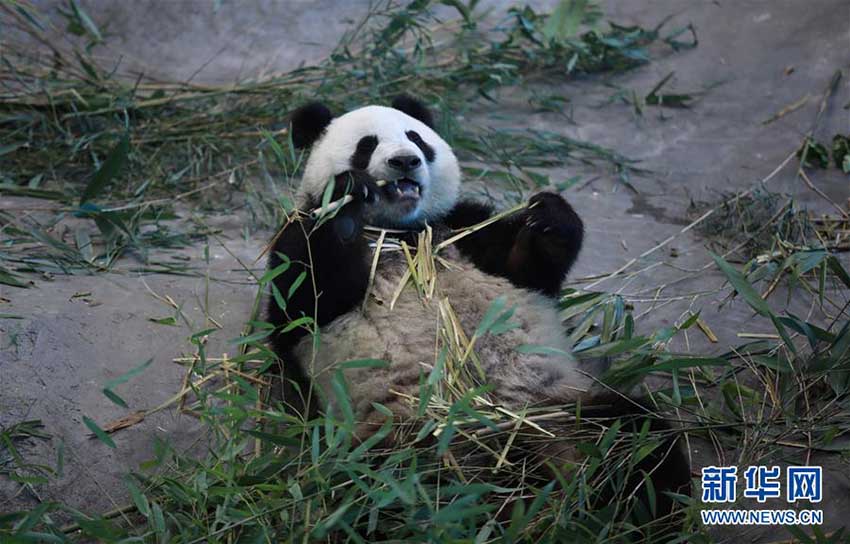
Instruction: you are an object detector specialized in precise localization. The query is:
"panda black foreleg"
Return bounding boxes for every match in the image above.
[446,192,583,296]
[267,171,380,408]
[507,192,584,296]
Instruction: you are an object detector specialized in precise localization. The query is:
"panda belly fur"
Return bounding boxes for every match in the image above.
[292,246,593,427]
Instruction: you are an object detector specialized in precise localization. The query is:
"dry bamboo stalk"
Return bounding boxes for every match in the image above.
[695,318,719,343]
[435,201,529,252]
[362,229,387,312]
[309,179,389,218]
[389,266,413,310]
[438,297,486,392]
[400,241,422,293]
[310,194,353,218]
[493,405,555,437]
[474,410,575,438]
[494,416,524,470]
[417,226,437,300]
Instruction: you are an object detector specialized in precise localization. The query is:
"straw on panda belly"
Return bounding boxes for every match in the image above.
[292,244,594,433]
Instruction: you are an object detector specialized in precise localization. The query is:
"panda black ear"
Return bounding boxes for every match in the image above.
[290,102,334,149]
[391,95,434,129]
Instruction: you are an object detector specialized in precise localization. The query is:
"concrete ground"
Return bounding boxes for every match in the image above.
[2,0,849,540]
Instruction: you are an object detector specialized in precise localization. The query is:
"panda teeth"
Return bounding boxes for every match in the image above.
[387,179,421,199]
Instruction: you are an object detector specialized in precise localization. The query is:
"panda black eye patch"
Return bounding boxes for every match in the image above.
[405,131,435,162]
[350,135,379,170]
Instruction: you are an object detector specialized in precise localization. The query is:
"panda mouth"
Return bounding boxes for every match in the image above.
[384,178,422,202]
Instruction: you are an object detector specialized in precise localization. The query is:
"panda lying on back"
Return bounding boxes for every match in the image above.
[267,96,690,524]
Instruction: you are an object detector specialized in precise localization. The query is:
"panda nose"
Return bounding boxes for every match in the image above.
[387,154,421,173]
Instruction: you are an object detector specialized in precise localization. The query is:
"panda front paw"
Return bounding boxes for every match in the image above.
[323,171,382,242]
[332,170,382,206]
[525,192,583,238]
[502,192,584,294]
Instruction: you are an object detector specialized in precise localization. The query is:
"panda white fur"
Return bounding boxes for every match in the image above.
[267,96,689,524]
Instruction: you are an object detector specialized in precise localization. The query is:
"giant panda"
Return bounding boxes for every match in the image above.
[266,95,691,528]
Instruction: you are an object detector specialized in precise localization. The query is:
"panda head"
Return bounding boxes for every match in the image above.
[290,96,461,228]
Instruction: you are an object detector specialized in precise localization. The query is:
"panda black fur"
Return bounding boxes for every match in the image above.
[267,96,690,526]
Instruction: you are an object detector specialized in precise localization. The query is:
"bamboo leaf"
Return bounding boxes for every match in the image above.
[620,357,728,376]
[80,134,130,204]
[712,252,772,316]
[542,0,588,42]
[0,266,29,288]
[83,416,116,448]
